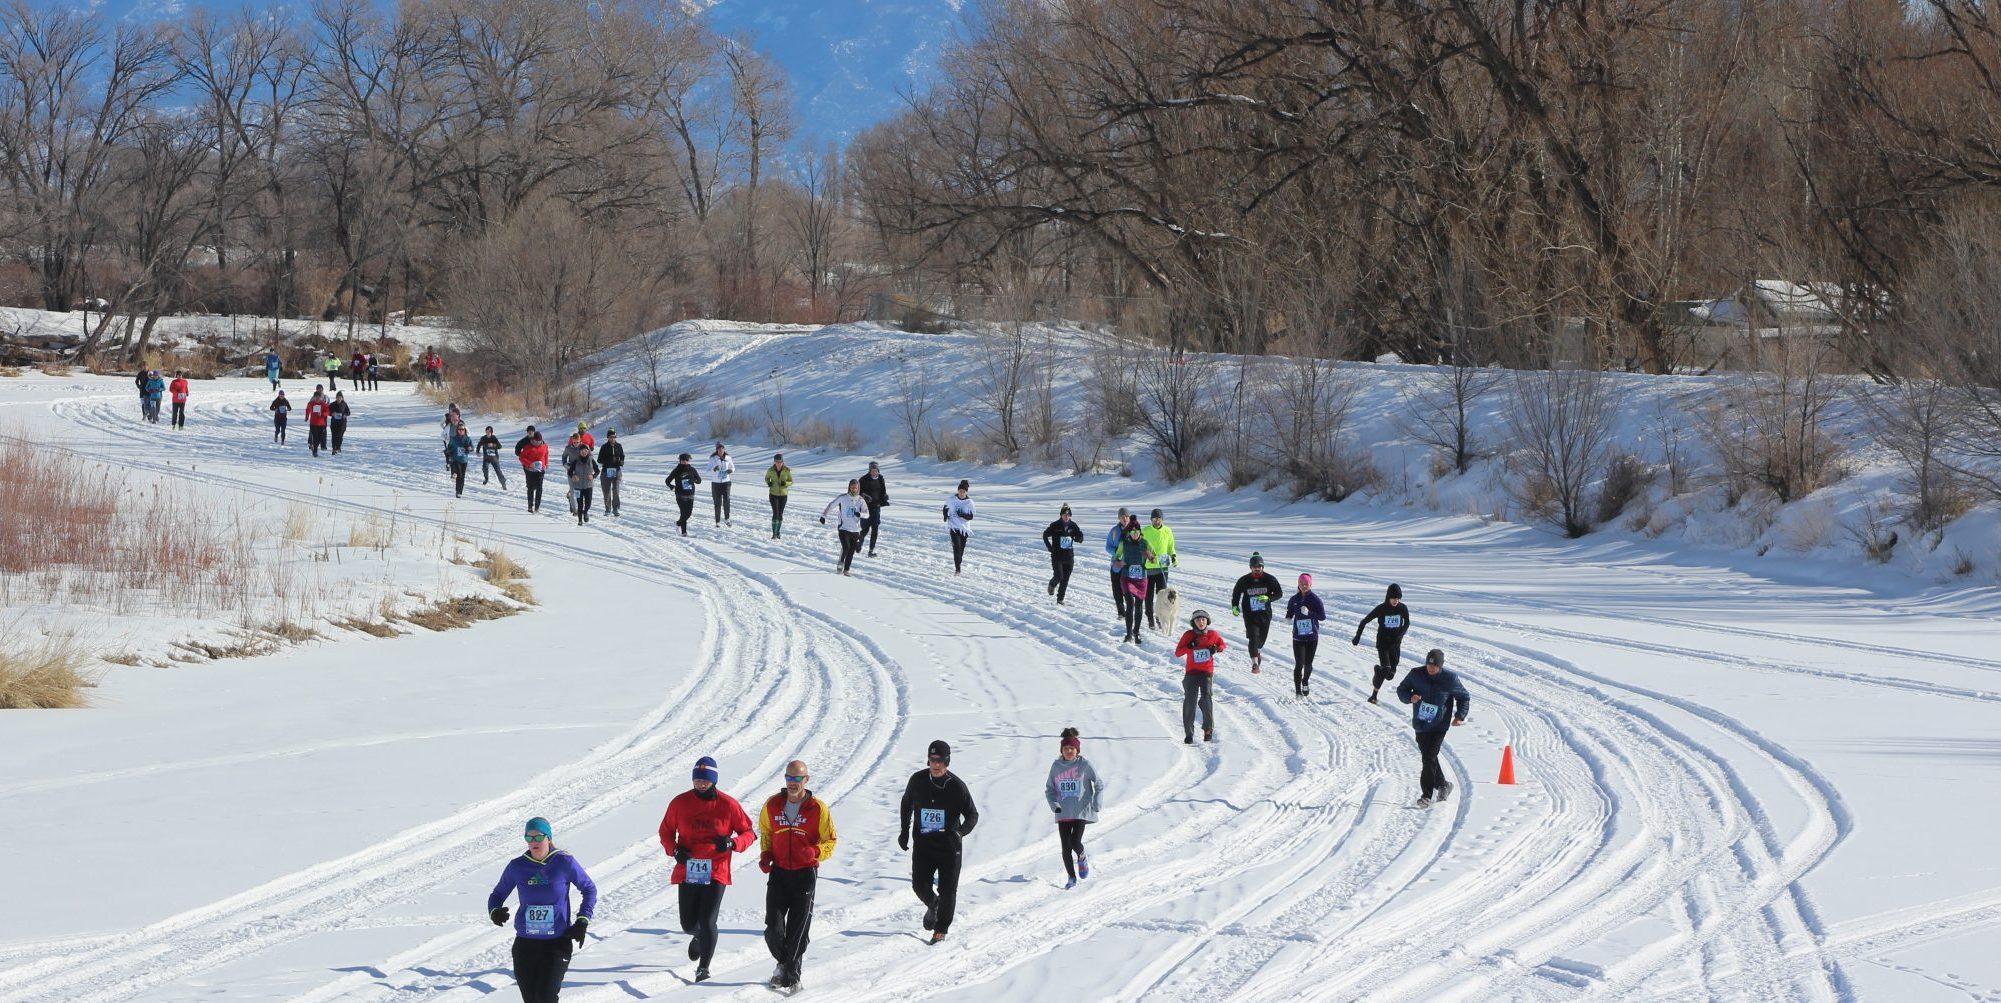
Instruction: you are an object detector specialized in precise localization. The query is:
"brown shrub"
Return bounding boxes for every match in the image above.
[0,632,94,709]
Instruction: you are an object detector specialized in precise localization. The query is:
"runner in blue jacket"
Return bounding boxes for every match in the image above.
[1284,575,1327,698]
[1104,507,1131,623]
[489,817,597,1003]
[1394,649,1471,807]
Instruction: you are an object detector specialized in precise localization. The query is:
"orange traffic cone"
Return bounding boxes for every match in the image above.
[1497,744,1518,785]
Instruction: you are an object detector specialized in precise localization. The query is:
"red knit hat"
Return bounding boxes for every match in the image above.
[1059,728,1081,752]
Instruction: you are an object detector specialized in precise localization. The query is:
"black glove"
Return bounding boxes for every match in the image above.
[673,847,691,865]
[568,917,589,947]
[712,835,734,854]
[490,906,510,927]
[898,831,910,851]
[1352,637,1360,646]
[820,516,826,524]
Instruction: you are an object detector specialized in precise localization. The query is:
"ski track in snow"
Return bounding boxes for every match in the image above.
[6,381,1998,1002]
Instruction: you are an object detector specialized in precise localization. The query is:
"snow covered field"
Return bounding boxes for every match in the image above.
[4,331,2000,1001]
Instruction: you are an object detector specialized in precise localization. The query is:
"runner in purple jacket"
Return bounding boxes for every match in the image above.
[488,817,598,1003]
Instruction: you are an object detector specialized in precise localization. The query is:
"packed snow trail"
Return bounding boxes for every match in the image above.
[4,373,1999,1002]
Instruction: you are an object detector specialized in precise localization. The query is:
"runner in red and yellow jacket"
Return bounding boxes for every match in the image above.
[756,760,836,990]
[656,756,755,982]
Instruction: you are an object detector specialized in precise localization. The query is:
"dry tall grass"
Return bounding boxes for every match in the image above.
[0,631,93,709]
[0,434,271,618]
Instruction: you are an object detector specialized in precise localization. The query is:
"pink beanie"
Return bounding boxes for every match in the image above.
[1298,573,1313,588]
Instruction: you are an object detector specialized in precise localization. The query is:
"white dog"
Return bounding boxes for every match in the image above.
[1155,586,1181,636]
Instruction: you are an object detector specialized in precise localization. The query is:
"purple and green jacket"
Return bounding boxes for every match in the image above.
[488,849,598,940]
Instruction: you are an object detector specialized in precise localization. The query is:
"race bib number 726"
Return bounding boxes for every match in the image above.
[919,808,946,834]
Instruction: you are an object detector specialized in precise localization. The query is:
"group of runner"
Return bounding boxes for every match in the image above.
[486,735,1102,998]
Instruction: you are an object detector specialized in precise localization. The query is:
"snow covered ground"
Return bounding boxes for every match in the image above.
[4,331,2000,1002]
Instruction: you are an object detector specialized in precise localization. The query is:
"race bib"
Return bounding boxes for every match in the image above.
[1192,648,1213,665]
[1295,618,1314,636]
[1248,596,1267,612]
[602,468,618,479]
[918,808,946,834]
[685,857,713,884]
[1125,565,1147,580]
[530,461,545,472]
[1416,701,1441,723]
[1059,537,1073,550]
[523,904,557,936]
[1057,779,1082,799]
[680,478,694,491]
[1384,614,1404,629]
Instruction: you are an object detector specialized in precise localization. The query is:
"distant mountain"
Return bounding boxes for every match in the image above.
[705,0,971,145]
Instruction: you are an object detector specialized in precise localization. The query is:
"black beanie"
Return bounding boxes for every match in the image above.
[927,739,951,764]
[1387,583,1402,600]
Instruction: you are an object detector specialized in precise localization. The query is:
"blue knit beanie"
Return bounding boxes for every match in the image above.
[524,816,552,839]
[693,756,719,784]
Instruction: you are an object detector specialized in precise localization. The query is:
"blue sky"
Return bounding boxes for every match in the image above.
[106,0,969,147]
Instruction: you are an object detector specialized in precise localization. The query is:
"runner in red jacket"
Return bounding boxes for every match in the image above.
[1174,611,1227,743]
[304,390,332,457]
[167,373,190,429]
[657,756,755,982]
[517,432,550,513]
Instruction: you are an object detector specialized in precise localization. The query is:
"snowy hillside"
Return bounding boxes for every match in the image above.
[3,328,1999,1002]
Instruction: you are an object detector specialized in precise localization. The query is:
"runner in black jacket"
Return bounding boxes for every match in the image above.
[1229,553,1286,673]
[1353,583,1411,704]
[858,462,889,556]
[598,430,625,515]
[666,454,702,535]
[1041,506,1086,604]
[899,740,978,944]
[478,427,507,487]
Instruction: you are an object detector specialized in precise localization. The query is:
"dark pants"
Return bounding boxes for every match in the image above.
[451,460,467,496]
[330,420,346,452]
[1057,819,1088,881]
[1183,671,1214,737]
[1245,612,1272,659]
[769,494,786,536]
[712,482,732,523]
[308,424,326,456]
[1145,571,1168,626]
[837,529,862,571]
[949,529,968,572]
[1121,577,1146,638]
[862,510,881,553]
[511,935,573,1003]
[676,494,695,532]
[678,882,726,968]
[1294,635,1319,695]
[273,415,287,442]
[484,456,508,487]
[573,486,593,523]
[764,866,816,978]
[170,402,186,428]
[526,471,544,511]
[602,472,620,513]
[1374,641,1401,693]
[1111,569,1128,617]
[911,842,963,935]
[1048,551,1075,601]
[1416,729,1448,798]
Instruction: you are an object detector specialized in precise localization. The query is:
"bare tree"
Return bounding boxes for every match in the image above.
[1405,361,1504,476]
[1703,338,1846,505]
[1506,367,1616,538]
[891,359,938,456]
[1134,343,1222,482]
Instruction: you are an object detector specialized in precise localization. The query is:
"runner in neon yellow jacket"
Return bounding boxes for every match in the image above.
[1140,508,1178,629]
